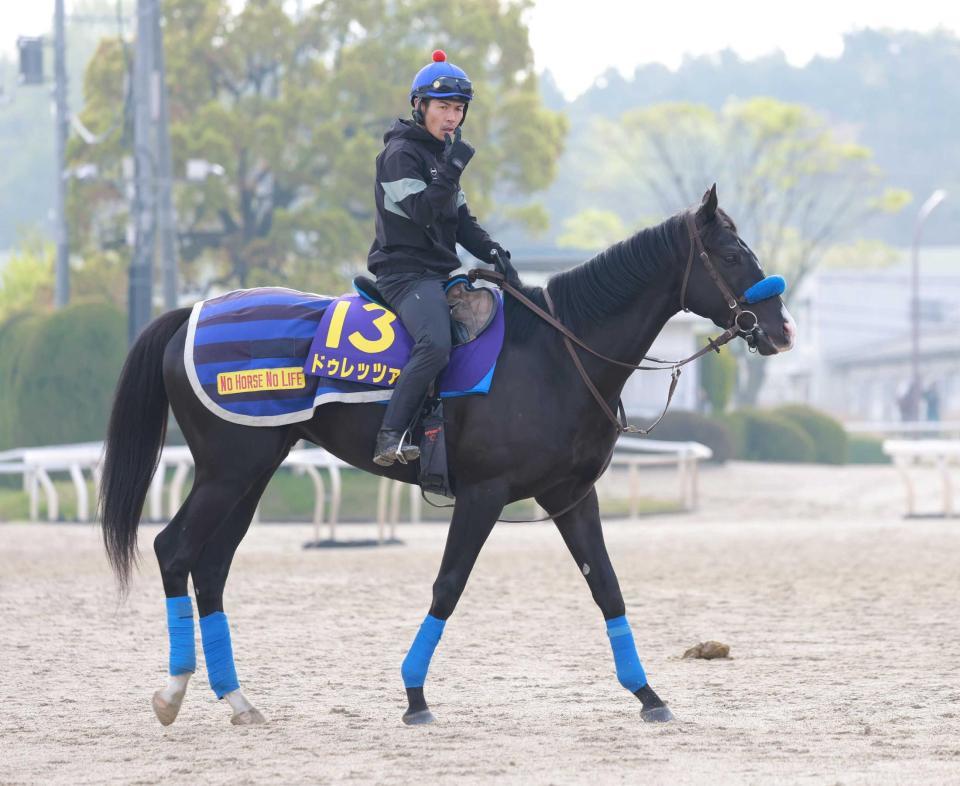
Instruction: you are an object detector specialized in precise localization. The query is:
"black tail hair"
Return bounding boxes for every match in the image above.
[99,307,191,591]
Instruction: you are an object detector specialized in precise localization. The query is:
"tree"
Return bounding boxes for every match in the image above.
[0,235,54,322]
[67,0,567,297]
[698,343,737,415]
[557,209,626,251]
[594,98,910,404]
[0,233,127,322]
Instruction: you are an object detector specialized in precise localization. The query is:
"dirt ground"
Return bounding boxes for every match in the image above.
[2,462,959,785]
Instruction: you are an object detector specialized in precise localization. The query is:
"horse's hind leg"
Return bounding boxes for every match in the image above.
[540,486,674,723]
[151,485,202,725]
[188,468,277,726]
[151,431,289,726]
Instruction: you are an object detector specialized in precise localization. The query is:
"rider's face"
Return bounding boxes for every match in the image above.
[422,99,466,141]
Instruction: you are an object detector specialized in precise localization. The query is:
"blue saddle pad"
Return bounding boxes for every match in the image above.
[185,285,503,427]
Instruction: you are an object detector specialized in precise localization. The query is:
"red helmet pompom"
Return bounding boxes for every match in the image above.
[432,49,446,62]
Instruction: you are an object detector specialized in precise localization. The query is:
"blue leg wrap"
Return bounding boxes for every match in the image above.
[199,611,240,699]
[166,596,196,676]
[606,615,648,693]
[401,614,446,688]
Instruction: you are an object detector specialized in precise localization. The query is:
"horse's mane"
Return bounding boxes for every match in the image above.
[504,213,686,343]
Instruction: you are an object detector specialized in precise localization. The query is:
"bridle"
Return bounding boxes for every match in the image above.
[680,211,761,346]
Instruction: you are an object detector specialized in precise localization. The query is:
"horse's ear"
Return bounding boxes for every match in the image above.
[697,183,718,220]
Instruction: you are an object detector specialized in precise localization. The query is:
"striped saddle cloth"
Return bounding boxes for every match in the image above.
[185,285,503,427]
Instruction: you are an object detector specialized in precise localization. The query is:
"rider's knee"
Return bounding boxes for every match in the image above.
[418,335,452,370]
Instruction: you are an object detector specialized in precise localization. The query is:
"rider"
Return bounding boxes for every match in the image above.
[368,49,510,467]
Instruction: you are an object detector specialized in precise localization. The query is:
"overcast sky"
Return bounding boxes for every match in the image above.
[3,1,959,99]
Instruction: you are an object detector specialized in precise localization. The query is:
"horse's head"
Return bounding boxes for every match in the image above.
[680,184,795,356]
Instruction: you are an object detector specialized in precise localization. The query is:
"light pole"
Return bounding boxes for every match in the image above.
[53,0,70,307]
[908,189,948,420]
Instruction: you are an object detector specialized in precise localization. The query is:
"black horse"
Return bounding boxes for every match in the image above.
[100,186,794,726]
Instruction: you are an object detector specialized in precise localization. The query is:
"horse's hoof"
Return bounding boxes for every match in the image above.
[152,690,183,726]
[641,705,675,723]
[230,708,267,726]
[402,709,435,726]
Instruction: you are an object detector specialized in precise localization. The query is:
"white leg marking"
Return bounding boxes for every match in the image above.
[152,673,191,726]
[225,689,267,725]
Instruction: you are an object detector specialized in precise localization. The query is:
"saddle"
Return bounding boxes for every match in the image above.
[353,275,497,345]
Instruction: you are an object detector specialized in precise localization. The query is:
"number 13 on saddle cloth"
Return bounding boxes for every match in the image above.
[183,279,503,428]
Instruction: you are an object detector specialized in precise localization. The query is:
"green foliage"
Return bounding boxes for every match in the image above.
[847,435,891,465]
[698,345,737,415]
[0,304,126,449]
[67,0,567,293]
[772,404,848,464]
[600,97,906,296]
[0,237,54,321]
[724,409,816,463]
[0,315,43,449]
[626,410,734,464]
[820,239,903,270]
[557,209,626,250]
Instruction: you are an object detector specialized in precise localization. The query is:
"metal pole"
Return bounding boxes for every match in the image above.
[154,0,178,309]
[129,0,157,344]
[909,189,948,420]
[53,0,70,307]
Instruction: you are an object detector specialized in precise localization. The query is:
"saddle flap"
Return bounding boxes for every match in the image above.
[445,280,497,344]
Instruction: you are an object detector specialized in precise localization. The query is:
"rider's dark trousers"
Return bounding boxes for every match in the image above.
[375,271,452,432]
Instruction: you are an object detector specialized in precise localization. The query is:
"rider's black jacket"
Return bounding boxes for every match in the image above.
[367,119,497,278]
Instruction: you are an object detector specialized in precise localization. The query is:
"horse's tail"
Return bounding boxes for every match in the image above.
[100,307,191,591]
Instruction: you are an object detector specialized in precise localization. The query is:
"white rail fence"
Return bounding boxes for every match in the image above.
[0,437,713,534]
[882,439,960,517]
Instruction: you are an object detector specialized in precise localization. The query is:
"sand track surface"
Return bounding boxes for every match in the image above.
[2,463,959,784]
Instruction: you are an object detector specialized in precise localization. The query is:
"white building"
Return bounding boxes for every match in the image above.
[759,246,960,420]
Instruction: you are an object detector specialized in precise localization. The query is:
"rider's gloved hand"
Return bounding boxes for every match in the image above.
[489,245,521,288]
[442,127,475,173]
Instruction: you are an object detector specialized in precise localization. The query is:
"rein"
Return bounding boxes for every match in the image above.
[420,213,759,524]
[422,214,761,524]
[468,214,745,436]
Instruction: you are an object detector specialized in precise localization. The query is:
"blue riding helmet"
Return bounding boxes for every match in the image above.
[410,50,473,104]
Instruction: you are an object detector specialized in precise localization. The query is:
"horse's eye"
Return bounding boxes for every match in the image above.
[723,254,738,265]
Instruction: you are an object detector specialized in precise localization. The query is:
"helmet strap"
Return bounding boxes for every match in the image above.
[458,101,469,127]
[411,97,428,125]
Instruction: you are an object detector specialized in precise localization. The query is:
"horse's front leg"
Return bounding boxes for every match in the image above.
[539,485,674,722]
[400,480,506,725]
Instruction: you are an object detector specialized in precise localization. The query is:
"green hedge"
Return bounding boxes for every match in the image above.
[772,404,848,464]
[698,345,737,414]
[724,408,816,463]
[847,434,890,464]
[0,314,43,449]
[627,410,734,463]
[0,303,127,449]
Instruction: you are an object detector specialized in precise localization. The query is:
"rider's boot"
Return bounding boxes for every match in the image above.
[373,428,420,467]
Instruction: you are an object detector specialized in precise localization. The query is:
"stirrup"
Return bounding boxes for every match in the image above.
[396,428,420,464]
